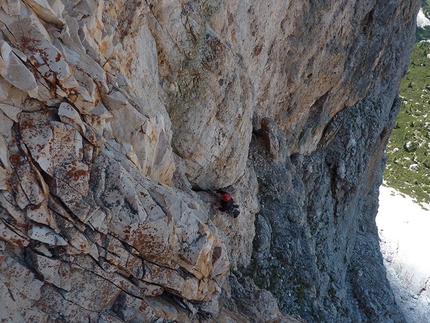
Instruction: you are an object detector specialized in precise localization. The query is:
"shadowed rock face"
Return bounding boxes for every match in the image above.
[0,0,419,322]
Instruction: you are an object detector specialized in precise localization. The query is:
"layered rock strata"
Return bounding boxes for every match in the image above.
[0,0,419,322]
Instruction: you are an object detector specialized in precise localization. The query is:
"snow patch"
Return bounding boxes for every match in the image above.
[417,8,430,28]
[377,186,430,322]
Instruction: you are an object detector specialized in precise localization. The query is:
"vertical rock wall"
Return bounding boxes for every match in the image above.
[246,1,420,322]
[0,0,420,322]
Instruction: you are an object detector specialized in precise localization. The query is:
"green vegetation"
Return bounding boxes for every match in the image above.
[416,26,430,41]
[422,0,430,16]
[384,41,430,205]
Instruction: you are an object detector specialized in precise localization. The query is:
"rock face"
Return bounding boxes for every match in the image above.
[0,0,419,322]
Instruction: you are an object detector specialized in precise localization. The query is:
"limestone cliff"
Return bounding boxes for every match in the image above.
[0,0,419,322]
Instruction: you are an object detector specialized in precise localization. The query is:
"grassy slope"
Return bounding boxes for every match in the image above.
[422,0,430,16]
[384,41,430,205]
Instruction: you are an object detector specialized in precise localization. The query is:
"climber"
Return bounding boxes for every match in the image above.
[214,189,240,218]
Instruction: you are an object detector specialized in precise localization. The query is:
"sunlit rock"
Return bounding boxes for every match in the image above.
[0,0,420,322]
[0,40,37,96]
[28,224,67,246]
